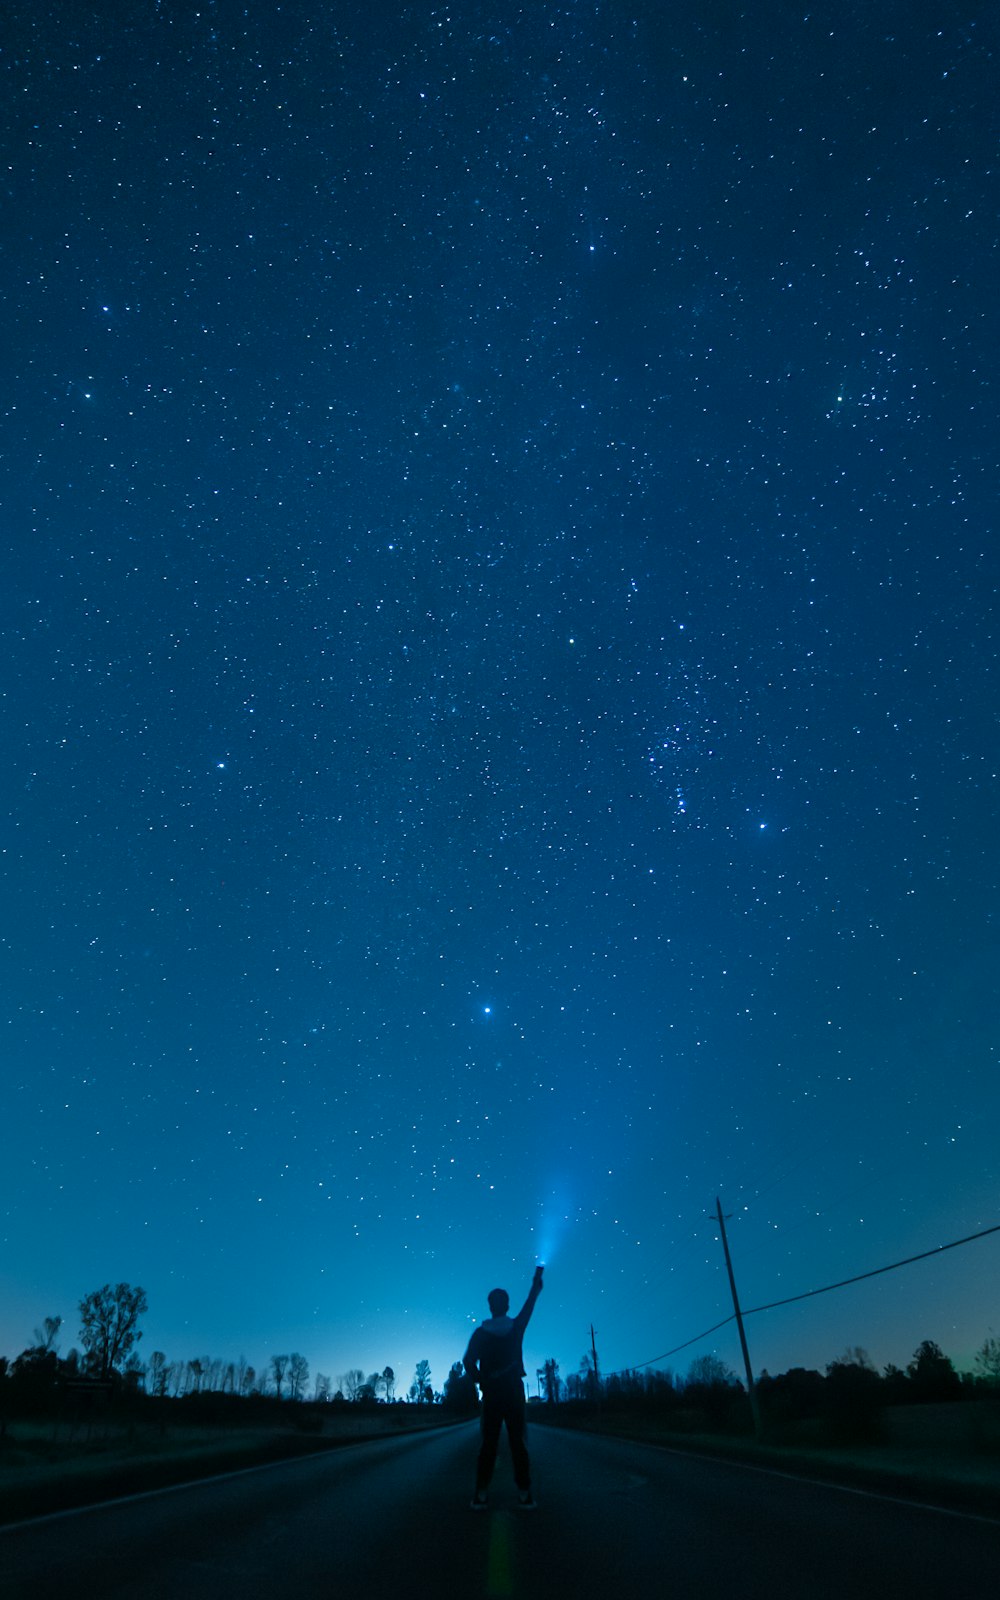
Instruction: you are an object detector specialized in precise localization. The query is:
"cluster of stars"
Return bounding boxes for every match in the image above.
[0,3,995,1385]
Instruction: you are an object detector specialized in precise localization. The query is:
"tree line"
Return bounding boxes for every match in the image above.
[5,1281,998,1432]
[531,1338,1000,1444]
[0,1283,444,1417]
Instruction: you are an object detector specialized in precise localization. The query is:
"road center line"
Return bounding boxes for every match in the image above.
[486,1509,514,1597]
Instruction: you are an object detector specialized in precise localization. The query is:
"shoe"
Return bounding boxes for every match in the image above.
[517,1491,536,1510]
[470,1492,489,1511]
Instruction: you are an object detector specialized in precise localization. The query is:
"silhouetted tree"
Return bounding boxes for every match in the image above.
[442,1361,479,1413]
[686,1353,737,1389]
[7,1345,74,1428]
[288,1353,309,1401]
[341,1368,365,1402]
[148,1351,169,1397]
[32,1316,62,1354]
[78,1283,148,1380]
[542,1358,560,1404]
[413,1359,432,1402]
[881,1362,910,1403]
[564,1369,587,1400]
[578,1351,599,1401]
[269,1354,289,1399]
[682,1353,743,1429]
[10,1346,60,1401]
[314,1372,332,1402]
[123,1353,146,1390]
[757,1366,825,1430]
[383,1365,395,1402]
[907,1339,961,1401]
[974,1335,1000,1386]
[825,1349,884,1442]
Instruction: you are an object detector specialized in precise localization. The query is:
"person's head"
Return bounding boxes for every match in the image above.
[487,1288,510,1316]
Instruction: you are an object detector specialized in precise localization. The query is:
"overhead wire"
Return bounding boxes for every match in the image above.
[743,1222,1000,1317]
[616,1220,1000,1376]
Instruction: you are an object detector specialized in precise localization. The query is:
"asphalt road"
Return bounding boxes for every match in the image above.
[3,1421,998,1599]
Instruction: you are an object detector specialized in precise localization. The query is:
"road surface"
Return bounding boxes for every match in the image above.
[3,1421,997,1598]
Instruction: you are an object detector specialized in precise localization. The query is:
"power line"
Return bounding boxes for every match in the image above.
[630,1315,736,1371]
[743,1222,1000,1318]
[618,1220,1000,1377]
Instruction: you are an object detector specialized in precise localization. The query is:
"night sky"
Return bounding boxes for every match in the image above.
[3,1,997,1398]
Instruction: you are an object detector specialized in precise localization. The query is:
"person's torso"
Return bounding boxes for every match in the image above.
[476,1317,523,1383]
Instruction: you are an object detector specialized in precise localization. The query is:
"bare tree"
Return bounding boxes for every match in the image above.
[148,1350,168,1397]
[414,1359,432,1402]
[578,1351,597,1401]
[78,1283,148,1380]
[33,1316,63,1354]
[314,1372,332,1403]
[123,1353,146,1388]
[341,1368,365,1402]
[195,1357,218,1391]
[270,1354,289,1399]
[288,1353,309,1401]
[383,1365,395,1402]
[686,1353,737,1389]
[975,1335,1000,1385]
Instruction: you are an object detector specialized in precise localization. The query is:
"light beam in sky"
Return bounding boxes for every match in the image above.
[536,1179,575,1266]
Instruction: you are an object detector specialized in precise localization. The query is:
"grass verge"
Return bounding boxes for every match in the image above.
[0,1412,464,1526]
[534,1413,1000,1521]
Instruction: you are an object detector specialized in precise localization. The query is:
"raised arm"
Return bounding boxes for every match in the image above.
[514,1265,544,1333]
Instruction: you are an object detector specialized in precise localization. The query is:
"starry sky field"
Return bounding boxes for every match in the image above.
[2,1,997,1397]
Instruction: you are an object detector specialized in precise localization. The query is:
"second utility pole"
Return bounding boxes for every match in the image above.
[715,1196,762,1439]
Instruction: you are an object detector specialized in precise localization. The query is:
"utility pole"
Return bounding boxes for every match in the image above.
[589,1324,602,1426]
[715,1196,762,1439]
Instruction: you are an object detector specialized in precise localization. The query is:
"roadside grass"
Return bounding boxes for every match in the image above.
[535,1409,1000,1518]
[0,1409,464,1525]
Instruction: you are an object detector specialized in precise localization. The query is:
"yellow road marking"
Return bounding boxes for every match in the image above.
[486,1509,513,1597]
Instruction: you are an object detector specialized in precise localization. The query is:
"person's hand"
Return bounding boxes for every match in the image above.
[533,1264,544,1290]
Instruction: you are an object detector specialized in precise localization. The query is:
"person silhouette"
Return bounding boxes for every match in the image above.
[463,1264,544,1509]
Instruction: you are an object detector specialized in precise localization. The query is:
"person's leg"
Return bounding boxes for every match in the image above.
[504,1386,531,1492]
[476,1393,504,1493]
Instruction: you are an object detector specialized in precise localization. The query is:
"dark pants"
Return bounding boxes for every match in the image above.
[476,1381,531,1492]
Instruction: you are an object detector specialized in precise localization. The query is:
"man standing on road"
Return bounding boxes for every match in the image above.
[464,1264,544,1510]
